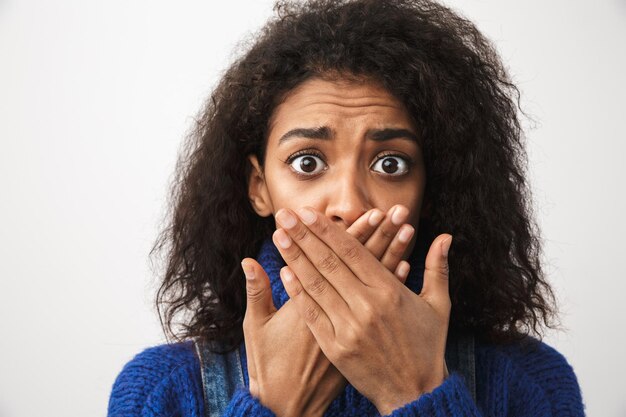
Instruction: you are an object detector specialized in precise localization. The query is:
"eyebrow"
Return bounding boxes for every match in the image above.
[277,126,419,146]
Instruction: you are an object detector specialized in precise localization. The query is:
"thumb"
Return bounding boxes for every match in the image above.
[420,234,453,314]
[241,258,277,322]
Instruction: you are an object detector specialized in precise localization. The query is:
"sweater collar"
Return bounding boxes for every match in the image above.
[256,226,429,310]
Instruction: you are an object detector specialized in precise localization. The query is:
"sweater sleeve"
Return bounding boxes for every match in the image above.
[221,388,276,417]
[107,341,278,417]
[500,339,586,417]
[381,338,585,417]
[107,341,205,417]
[381,373,483,417]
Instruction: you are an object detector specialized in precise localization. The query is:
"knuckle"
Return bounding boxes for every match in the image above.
[246,284,265,302]
[317,251,341,274]
[387,245,404,259]
[380,226,395,240]
[305,274,328,297]
[341,325,362,351]
[290,279,304,297]
[325,343,340,363]
[339,242,361,262]
[334,344,354,367]
[303,303,321,324]
[291,224,310,242]
[379,287,401,306]
[285,248,304,264]
[317,218,331,237]
[438,259,450,275]
[336,347,352,365]
[428,262,449,278]
[243,316,263,337]
[437,266,450,281]
[359,304,377,328]
[242,316,253,332]
[350,228,366,242]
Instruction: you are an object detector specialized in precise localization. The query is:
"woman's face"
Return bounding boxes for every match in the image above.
[248,76,427,250]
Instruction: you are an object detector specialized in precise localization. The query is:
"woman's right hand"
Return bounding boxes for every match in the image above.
[241,204,415,417]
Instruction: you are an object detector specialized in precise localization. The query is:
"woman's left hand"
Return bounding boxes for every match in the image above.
[273,206,453,416]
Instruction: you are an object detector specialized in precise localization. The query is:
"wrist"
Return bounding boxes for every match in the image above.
[375,392,422,417]
[374,375,446,415]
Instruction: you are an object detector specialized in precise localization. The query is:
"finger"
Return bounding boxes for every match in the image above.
[293,206,390,288]
[272,220,355,315]
[380,223,415,273]
[241,258,277,324]
[364,205,408,259]
[419,234,453,315]
[346,208,408,282]
[346,208,384,244]
[394,260,411,285]
[280,265,336,343]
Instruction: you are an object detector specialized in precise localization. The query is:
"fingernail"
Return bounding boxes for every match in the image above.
[274,229,292,249]
[296,207,317,225]
[241,261,255,280]
[391,206,408,226]
[398,261,410,279]
[398,225,414,243]
[276,209,297,229]
[368,209,384,226]
[441,236,453,258]
[281,266,294,283]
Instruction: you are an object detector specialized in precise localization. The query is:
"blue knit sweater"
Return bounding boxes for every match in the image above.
[108,238,586,416]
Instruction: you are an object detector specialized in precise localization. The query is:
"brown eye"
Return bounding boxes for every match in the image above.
[289,154,326,176]
[372,156,409,176]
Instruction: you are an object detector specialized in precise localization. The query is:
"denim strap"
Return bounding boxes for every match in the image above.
[444,332,477,401]
[194,338,245,417]
[195,332,476,417]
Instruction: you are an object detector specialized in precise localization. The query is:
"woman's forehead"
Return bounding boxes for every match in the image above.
[267,76,416,140]
[276,76,401,108]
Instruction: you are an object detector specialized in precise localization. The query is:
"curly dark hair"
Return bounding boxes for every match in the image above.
[152,0,558,351]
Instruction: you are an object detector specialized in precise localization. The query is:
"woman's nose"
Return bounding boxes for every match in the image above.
[324,173,371,228]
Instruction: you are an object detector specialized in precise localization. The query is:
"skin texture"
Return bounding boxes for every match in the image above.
[274,208,451,415]
[243,77,450,416]
[241,208,414,417]
[247,76,428,242]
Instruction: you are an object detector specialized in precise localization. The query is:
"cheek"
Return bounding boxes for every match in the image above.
[374,182,425,226]
[367,148,425,210]
[265,173,324,212]
[407,204,423,229]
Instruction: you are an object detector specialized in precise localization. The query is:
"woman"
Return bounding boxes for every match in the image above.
[108,0,585,416]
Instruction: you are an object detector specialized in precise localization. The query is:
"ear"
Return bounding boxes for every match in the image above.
[247,154,273,217]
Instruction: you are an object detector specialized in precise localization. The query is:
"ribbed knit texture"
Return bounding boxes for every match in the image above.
[108,235,586,416]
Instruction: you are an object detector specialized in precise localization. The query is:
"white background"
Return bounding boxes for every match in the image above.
[1,1,624,416]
